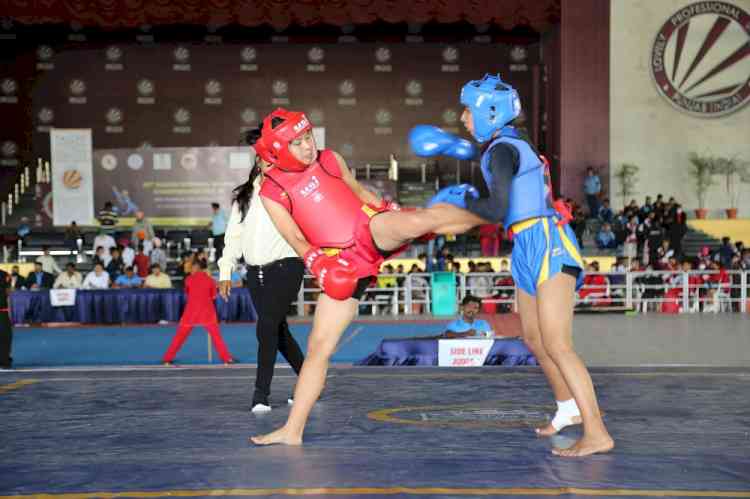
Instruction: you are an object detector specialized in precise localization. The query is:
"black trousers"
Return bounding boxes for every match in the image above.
[213,233,225,261]
[246,257,305,399]
[0,312,12,368]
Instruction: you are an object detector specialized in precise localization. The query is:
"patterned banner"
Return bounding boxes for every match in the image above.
[92,147,252,223]
[18,42,539,168]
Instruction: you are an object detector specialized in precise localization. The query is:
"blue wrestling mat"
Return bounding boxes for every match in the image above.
[1,367,749,498]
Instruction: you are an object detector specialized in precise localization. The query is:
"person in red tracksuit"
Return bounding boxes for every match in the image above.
[162,259,235,366]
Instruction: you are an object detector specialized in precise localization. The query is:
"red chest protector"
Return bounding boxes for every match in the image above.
[260,149,364,248]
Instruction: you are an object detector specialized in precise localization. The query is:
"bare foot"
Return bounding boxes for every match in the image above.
[249,426,302,446]
[552,434,614,457]
[535,415,582,437]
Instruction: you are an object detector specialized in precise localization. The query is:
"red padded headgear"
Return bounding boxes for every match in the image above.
[256,108,313,172]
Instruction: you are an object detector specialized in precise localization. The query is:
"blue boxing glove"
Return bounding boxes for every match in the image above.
[409,125,477,160]
[426,184,479,209]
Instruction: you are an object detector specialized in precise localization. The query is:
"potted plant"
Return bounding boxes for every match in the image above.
[614,163,639,208]
[712,156,750,219]
[687,153,716,219]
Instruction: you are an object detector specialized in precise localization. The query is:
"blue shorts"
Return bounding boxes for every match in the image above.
[510,216,585,296]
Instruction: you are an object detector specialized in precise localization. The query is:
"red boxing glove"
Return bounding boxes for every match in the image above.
[553,199,574,226]
[304,248,359,301]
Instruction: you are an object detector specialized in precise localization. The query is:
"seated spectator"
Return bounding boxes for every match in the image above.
[150,237,168,272]
[571,208,587,248]
[120,239,135,267]
[377,264,398,289]
[64,221,82,249]
[443,295,493,339]
[608,259,627,302]
[179,252,194,280]
[493,260,515,313]
[36,245,63,275]
[635,264,664,310]
[656,240,674,269]
[82,263,111,290]
[53,263,82,289]
[144,264,172,289]
[134,245,151,278]
[598,198,614,224]
[578,261,609,304]
[640,195,653,219]
[395,264,406,287]
[595,223,617,250]
[716,237,736,268]
[407,264,429,314]
[113,266,143,289]
[623,215,639,262]
[374,264,398,314]
[467,262,493,298]
[9,265,25,290]
[25,262,55,290]
[704,261,730,313]
[92,230,117,258]
[93,246,111,268]
[97,201,119,229]
[106,247,125,280]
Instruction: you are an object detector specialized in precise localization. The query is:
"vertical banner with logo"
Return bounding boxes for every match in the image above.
[50,129,95,226]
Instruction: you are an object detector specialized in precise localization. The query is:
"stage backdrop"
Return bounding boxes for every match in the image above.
[11,41,540,171]
[610,0,750,215]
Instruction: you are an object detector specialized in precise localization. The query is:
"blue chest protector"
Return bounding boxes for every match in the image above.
[479,127,556,228]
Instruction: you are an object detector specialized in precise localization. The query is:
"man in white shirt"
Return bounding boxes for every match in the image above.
[82,263,110,289]
[121,239,136,268]
[36,246,63,275]
[149,237,168,271]
[53,263,82,289]
[92,231,117,259]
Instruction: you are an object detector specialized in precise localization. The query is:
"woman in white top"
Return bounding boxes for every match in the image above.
[218,127,305,413]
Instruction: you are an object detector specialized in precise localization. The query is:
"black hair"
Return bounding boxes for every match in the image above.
[211,202,220,209]
[197,259,208,270]
[233,117,284,221]
[461,295,482,307]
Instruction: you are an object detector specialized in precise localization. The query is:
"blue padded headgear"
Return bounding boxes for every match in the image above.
[460,74,521,143]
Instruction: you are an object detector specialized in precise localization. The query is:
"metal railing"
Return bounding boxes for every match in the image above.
[290,270,750,316]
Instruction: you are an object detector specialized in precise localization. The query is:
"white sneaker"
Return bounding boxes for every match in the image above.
[251,403,271,413]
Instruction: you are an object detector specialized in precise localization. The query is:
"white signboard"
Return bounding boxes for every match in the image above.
[438,339,494,367]
[50,288,77,307]
[50,129,95,225]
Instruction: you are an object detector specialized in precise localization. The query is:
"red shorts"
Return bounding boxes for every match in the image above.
[325,204,407,280]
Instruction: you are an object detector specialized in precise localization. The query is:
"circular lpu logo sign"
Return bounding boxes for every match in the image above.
[368,403,549,429]
[651,1,750,117]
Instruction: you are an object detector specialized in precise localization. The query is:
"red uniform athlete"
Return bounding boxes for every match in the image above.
[162,259,234,365]
[249,108,485,446]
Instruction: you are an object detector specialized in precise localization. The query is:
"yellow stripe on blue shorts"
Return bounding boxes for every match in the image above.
[510,216,584,296]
